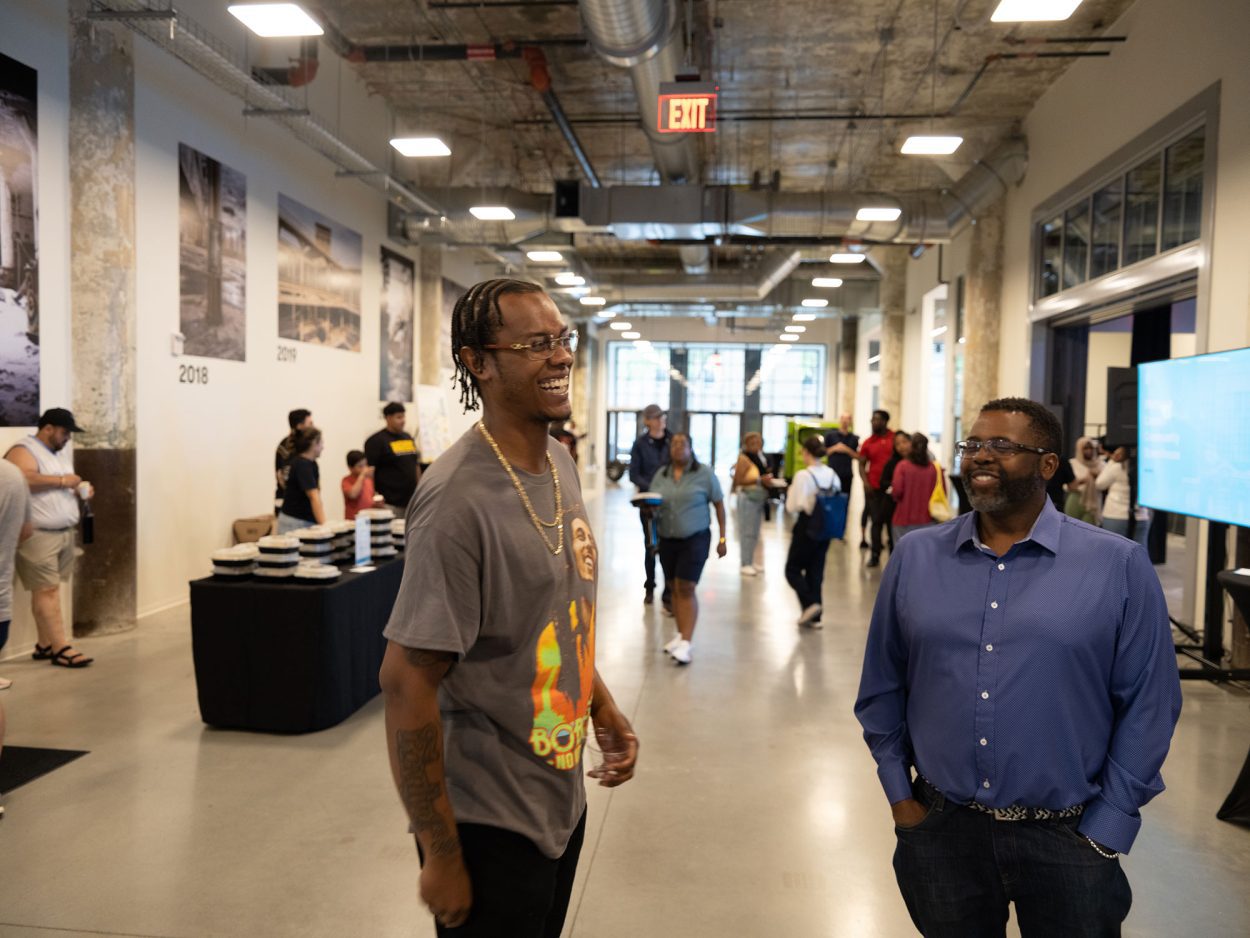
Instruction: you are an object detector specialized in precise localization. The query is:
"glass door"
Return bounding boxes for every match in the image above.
[686,412,741,481]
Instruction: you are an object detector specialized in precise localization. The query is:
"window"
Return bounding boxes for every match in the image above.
[1090,182,1122,279]
[1039,214,1062,297]
[1163,128,1204,250]
[685,346,745,412]
[762,415,790,453]
[758,345,825,414]
[1123,154,1162,266]
[1062,199,1090,290]
[608,342,671,410]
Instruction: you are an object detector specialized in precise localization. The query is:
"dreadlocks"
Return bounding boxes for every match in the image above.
[449,278,544,413]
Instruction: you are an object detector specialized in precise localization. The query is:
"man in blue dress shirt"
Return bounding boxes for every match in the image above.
[855,397,1181,938]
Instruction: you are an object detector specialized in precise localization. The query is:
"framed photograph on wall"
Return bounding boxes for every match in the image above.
[0,51,40,426]
[277,194,362,351]
[178,143,246,360]
[379,247,414,401]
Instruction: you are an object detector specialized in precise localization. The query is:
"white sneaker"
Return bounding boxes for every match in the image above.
[740,565,757,576]
[663,635,683,656]
[670,639,692,665]
[798,603,823,625]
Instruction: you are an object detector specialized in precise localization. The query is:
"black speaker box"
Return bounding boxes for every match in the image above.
[1105,366,1138,449]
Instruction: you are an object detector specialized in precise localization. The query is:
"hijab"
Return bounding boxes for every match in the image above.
[1069,436,1106,519]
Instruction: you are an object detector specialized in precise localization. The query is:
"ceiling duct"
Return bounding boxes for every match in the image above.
[577,137,1028,243]
[599,249,801,302]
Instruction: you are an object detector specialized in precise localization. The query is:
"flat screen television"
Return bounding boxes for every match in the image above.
[1138,346,1250,527]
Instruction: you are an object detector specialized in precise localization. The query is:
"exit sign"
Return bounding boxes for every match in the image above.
[657,81,717,133]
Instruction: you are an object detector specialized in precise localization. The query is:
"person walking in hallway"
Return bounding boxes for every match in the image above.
[784,435,840,627]
[859,410,895,567]
[731,431,772,575]
[379,279,637,936]
[889,432,940,542]
[878,430,912,552]
[365,402,422,516]
[650,433,726,665]
[628,403,672,607]
[855,397,1182,938]
[5,409,94,668]
[0,456,33,815]
[824,414,859,542]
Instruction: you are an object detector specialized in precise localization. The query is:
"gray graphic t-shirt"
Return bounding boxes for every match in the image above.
[383,426,597,859]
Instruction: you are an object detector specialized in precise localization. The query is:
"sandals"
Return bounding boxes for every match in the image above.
[31,643,52,660]
[49,646,93,668]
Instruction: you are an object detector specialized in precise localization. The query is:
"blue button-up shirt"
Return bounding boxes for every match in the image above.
[854,499,1181,853]
[650,462,724,540]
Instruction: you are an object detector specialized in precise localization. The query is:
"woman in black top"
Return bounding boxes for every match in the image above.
[877,430,911,555]
[278,428,326,533]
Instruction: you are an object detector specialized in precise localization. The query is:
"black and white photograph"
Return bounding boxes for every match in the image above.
[0,51,39,426]
[277,193,362,351]
[379,246,414,401]
[178,143,246,361]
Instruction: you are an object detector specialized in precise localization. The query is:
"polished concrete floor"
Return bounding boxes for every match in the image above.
[1,485,1249,937]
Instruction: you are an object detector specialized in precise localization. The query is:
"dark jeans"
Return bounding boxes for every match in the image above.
[785,521,830,610]
[894,781,1132,938]
[866,488,895,559]
[428,812,587,938]
[639,509,670,603]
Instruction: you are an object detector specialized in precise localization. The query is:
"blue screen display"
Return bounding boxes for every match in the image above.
[1138,346,1250,527]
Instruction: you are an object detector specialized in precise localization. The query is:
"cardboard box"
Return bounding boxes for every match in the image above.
[233,515,274,544]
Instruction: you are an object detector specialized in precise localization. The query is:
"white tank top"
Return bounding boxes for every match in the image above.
[11,436,80,529]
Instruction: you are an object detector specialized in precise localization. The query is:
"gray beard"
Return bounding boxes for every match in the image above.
[966,472,1045,514]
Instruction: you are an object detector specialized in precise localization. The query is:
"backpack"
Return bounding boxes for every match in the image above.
[805,472,848,541]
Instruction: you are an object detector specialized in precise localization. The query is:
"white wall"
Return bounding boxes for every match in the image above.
[1083,330,1134,433]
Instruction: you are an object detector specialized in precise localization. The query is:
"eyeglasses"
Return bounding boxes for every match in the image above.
[956,438,1051,458]
[481,330,578,361]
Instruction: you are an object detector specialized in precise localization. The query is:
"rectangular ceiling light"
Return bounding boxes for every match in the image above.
[609,321,633,331]
[801,298,829,308]
[580,296,607,306]
[469,206,515,220]
[830,252,868,264]
[990,0,1084,22]
[901,135,964,155]
[621,331,642,340]
[812,277,843,288]
[554,272,585,286]
[390,136,451,158]
[856,207,902,222]
[793,313,817,322]
[785,325,807,333]
[227,3,324,37]
[526,250,564,263]
[779,334,800,342]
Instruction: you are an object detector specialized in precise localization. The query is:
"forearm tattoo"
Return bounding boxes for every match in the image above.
[396,724,461,858]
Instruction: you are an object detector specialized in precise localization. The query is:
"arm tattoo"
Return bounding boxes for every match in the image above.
[396,724,461,858]
[403,647,455,671]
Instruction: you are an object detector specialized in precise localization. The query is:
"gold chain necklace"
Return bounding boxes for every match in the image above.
[477,421,564,555]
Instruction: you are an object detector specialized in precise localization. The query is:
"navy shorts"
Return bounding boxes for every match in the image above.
[658,529,712,585]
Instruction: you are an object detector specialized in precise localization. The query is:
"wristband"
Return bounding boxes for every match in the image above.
[718,537,726,544]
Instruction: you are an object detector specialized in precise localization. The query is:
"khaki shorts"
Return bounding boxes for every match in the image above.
[15,529,77,591]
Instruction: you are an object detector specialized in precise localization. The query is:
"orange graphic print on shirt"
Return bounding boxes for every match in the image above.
[529,596,596,771]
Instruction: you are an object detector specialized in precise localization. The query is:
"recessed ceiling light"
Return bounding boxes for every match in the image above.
[526,250,564,262]
[990,0,1084,22]
[621,331,641,340]
[812,277,843,288]
[227,3,323,37]
[830,253,868,264]
[469,206,515,220]
[580,296,606,306]
[779,334,800,342]
[389,136,450,158]
[793,313,817,322]
[802,298,829,308]
[601,310,617,319]
[554,273,585,286]
[785,325,807,333]
[857,207,902,222]
[901,135,964,155]
[609,321,632,331]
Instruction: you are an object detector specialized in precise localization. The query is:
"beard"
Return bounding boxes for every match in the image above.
[965,469,1045,514]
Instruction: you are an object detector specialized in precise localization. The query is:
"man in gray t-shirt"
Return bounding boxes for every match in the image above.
[379,280,638,937]
[0,457,33,786]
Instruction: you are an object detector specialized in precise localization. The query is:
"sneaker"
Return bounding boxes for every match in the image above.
[663,635,683,656]
[670,639,692,665]
[808,617,824,630]
[798,603,823,625]
[740,565,757,576]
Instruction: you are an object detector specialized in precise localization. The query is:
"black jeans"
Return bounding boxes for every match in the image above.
[894,781,1131,937]
[429,812,587,938]
[866,488,895,559]
[785,521,830,610]
[639,509,670,602]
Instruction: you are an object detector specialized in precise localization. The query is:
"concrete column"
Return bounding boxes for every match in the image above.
[962,197,1005,426]
[878,248,908,421]
[417,246,443,387]
[69,7,137,635]
[0,167,12,273]
[837,316,858,419]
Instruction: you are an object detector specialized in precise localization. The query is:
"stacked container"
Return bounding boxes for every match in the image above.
[212,544,258,578]
[255,535,300,579]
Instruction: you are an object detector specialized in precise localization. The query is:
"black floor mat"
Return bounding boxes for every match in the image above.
[0,746,89,793]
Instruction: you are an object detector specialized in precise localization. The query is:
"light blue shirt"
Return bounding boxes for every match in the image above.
[854,498,1182,854]
[650,462,723,540]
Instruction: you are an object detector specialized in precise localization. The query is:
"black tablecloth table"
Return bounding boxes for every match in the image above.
[1215,570,1250,824]
[190,558,403,733]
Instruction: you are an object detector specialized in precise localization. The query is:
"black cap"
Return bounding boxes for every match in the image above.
[37,408,85,433]
[642,403,665,419]
[383,402,406,417]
